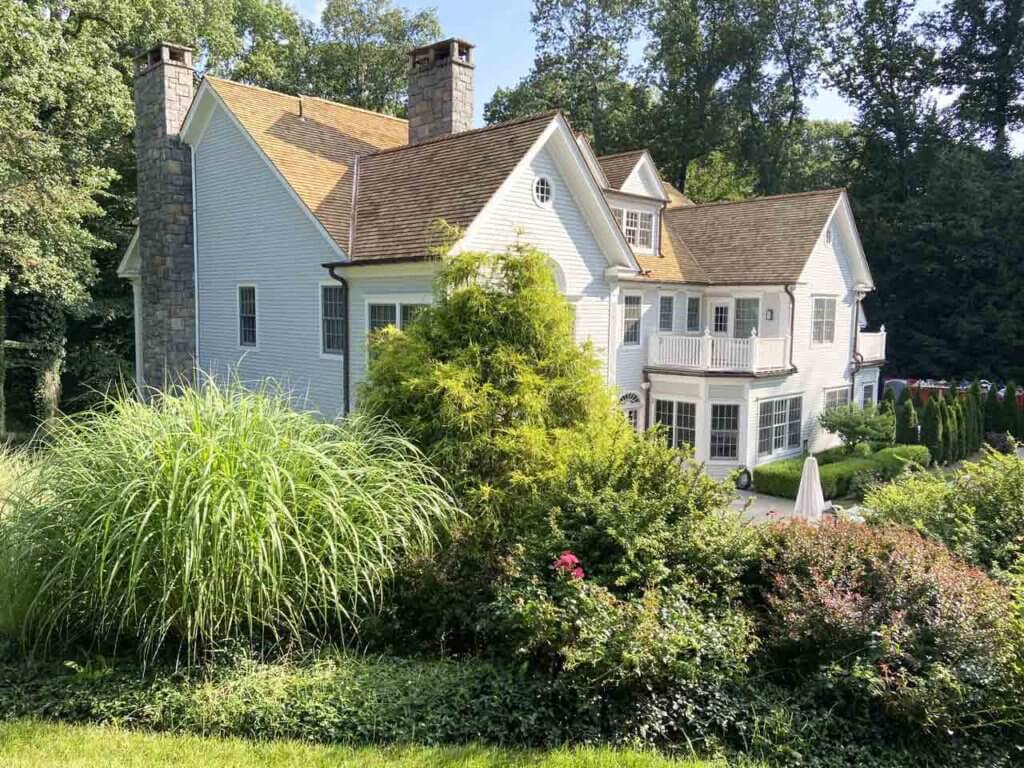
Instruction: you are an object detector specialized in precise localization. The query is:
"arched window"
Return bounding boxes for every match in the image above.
[618,392,642,431]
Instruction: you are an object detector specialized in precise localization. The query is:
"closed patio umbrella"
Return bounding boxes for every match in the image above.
[793,456,827,522]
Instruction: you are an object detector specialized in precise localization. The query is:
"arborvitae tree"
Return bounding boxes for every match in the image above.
[955,400,969,459]
[882,386,896,412]
[912,385,924,409]
[895,398,920,444]
[962,394,977,455]
[984,387,1004,434]
[1004,382,1021,439]
[968,380,985,451]
[943,399,959,462]
[921,398,944,463]
[897,385,912,406]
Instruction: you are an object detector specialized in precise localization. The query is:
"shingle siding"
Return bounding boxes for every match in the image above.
[194,105,344,417]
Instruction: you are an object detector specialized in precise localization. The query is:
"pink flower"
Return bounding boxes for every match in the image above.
[552,551,585,580]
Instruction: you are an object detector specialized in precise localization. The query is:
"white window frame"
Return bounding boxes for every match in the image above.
[319,281,345,358]
[611,205,656,254]
[637,211,654,250]
[658,293,675,333]
[654,398,697,450]
[237,283,258,350]
[708,402,742,463]
[733,296,761,339]
[812,295,837,345]
[711,300,731,336]
[622,293,642,346]
[862,382,876,407]
[364,294,433,337]
[533,175,553,207]
[757,394,804,458]
[823,386,851,412]
[685,295,702,333]
[618,391,642,432]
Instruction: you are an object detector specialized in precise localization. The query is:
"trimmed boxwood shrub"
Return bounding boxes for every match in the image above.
[752,446,929,500]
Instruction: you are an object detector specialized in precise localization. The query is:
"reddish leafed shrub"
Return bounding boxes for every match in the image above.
[758,521,1018,733]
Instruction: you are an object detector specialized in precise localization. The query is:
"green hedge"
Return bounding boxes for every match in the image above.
[0,654,579,748]
[752,445,931,500]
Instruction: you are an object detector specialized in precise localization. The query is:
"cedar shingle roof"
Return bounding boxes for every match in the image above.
[206,77,408,249]
[663,189,844,285]
[597,150,645,190]
[350,112,556,261]
[635,222,709,284]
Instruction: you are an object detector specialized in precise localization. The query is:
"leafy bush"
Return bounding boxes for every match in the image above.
[753,454,884,499]
[818,404,894,452]
[873,444,931,477]
[757,521,1019,734]
[0,381,459,659]
[485,557,756,747]
[866,448,1024,572]
[0,652,577,748]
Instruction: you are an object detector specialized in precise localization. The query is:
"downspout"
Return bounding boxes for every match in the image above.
[326,264,350,415]
[783,283,798,372]
[850,292,864,401]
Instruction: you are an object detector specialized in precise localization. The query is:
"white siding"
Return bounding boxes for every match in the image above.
[346,270,437,410]
[193,106,343,417]
[461,145,612,376]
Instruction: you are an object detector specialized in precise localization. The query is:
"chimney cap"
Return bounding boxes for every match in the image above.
[135,42,194,76]
[409,38,474,70]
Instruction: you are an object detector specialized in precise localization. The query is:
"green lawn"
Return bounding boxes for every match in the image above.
[0,721,725,768]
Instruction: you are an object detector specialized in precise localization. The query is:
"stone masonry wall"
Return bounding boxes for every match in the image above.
[407,58,474,144]
[134,50,195,388]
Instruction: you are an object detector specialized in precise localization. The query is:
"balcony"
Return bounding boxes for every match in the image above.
[648,329,790,374]
[857,326,887,362]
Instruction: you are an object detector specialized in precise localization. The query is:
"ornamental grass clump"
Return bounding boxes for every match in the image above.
[0,380,459,660]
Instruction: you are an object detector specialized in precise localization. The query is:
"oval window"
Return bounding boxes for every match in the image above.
[533,176,553,206]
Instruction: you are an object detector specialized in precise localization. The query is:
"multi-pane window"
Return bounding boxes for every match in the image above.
[368,303,398,333]
[813,297,837,344]
[619,392,642,431]
[321,284,345,355]
[401,303,428,328]
[710,404,740,460]
[637,212,654,249]
[713,304,730,334]
[238,286,256,347]
[758,396,803,457]
[862,382,876,406]
[686,296,701,332]
[655,399,696,449]
[623,210,640,246]
[369,302,428,334]
[658,295,674,332]
[623,295,641,345]
[734,298,760,338]
[613,207,656,251]
[824,387,851,411]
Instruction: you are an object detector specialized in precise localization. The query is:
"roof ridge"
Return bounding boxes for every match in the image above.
[673,187,846,211]
[204,75,408,125]
[361,109,561,159]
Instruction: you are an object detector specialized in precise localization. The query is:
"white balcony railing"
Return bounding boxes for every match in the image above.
[857,326,887,362]
[648,329,790,373]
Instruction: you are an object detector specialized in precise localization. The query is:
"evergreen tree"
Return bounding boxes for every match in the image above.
[1005,382,1022,439]
[883,385,896,410]
[984,387,1004,434]
[942,399,958,461]
[968,380,984,451]
[897,385,911,406]
[921,397,944,463]
[912,386,924,409]
[895,398,919,444]
[955,399,969,459]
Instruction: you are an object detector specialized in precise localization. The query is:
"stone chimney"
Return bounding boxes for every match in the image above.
[407,39,474,145]
[133,42,196,388]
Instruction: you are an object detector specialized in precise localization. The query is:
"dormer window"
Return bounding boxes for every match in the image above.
[612,206,656,252]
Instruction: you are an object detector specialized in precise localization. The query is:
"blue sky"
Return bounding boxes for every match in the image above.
[291,0,861,125]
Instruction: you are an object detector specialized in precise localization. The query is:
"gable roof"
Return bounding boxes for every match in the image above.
[662,189,844,285]
[597,150,645,190]
[204,77,408,249]
[350,111,558,262]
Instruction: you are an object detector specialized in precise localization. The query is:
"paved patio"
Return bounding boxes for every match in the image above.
[733,489,795,523]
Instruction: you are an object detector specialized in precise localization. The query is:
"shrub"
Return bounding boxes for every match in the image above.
[920,398,944,463]
[984,387,1004,433]
[753,455,881,500]
[0,448,35,641]
[894,400,919,445]
[0,381,459,659]
[817,404,895,452]
[873,444,931,477]
[757,521,1018,734]
[0,652,577,747]
[751,457,803,498]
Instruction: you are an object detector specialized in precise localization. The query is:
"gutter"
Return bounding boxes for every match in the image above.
[784,283,798,372]
[325,263,350,415]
